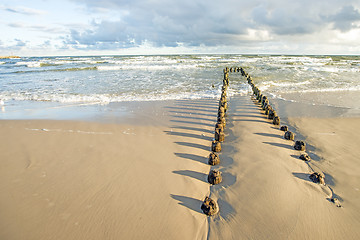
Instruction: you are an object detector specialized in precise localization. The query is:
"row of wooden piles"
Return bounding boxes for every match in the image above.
[238,67,341,207]
[200,68,230,216]
[200,66,341,215]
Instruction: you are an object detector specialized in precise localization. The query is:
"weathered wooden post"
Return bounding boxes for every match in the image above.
[208,170,222,185]
[208,152,220,165]
[212,140,221,152]
[309,172,325,185]
[201,196,218,216]
[284,131,295,140]
[294,140,306,151]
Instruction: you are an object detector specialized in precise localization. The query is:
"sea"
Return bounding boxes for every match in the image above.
[1,55,359,120]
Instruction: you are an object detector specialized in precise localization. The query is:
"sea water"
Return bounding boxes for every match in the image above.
[1,55,359,119]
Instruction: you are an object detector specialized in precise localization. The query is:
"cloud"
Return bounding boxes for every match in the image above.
[65,20,131,48]
[66,0,360,50]
[65,0,253,49]
[251,5,323,35]
[326,5,360,31]
[7,22,67,34]
[2,6,47,15]
[3,0,360,55]
[14,39,26,47]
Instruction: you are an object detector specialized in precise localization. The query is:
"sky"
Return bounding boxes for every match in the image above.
[0,0,360,56]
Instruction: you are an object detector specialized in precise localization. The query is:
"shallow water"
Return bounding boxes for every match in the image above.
[1,54,359,119]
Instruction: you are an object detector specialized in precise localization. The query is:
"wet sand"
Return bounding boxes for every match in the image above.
[1,96,360,239]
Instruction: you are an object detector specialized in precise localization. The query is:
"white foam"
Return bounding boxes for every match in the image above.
[260,80,311,88]
[0,90,222,105]
[15,61,42,68]
[97,64,198,71]
[2,55,360,109]
[97,65,123,71]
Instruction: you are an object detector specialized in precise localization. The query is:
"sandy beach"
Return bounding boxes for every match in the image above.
[0,99,217,240]
[208,95,360,239]
[1,0,360,236]
[1,94,360,239]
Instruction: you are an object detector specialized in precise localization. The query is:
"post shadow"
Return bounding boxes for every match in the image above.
[165,106,215,113]
[171,125,214,134]
[327,185,343,202]
[292,172,312,183]
[175,98,217,105]
[164,130,212,141]
[254,132,283,139]
[220,143,236,154]
[173,170,208,183]
[308,152,321,162]
[171,120,214,128]
[174,153,207,165]
[210,171,236,188]
[323,172,335,186]
[263,141,294,150]
[290,154,301,160]
[216,198,235,220]
[232,114,266,119]
[170,194,203,214]
[171,114,215,123]
[232,119,268,124]
[175,103,218,110]
[215,155,234,167]
[168,110,215,118]
[175,141,210,151]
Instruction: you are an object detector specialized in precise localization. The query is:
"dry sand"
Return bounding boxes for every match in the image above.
[1,96,360,239]
[0,99,218,240]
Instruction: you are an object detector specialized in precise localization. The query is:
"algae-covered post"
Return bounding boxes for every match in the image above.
[208,152,220,165]
[215,128,225,142]
[299,153,311,161]
[208,170,223,185]
[309,172,325,185]
[280,125,288,131]
[201,197,218,216]
[284,131,295,140]
[273,116,280,125]
[294,140,306,151]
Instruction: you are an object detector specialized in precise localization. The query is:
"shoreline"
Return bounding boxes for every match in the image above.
[1,96,359,124]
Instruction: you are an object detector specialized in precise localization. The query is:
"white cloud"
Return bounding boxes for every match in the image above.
[8,22,67,34]
[1,0,360,55]
[63,0,360,51]
[2,6,47,15]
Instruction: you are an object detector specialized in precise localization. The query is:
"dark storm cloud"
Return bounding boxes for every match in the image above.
[67,0,360,49]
